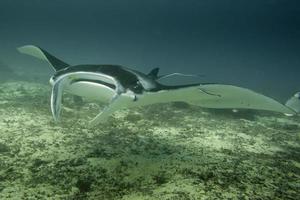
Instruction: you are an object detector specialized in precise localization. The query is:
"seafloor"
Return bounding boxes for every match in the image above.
[0,81,299,200]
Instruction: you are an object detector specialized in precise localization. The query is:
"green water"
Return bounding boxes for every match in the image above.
[1,0,300,199]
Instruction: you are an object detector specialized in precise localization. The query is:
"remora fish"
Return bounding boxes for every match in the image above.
[18,45,300,126]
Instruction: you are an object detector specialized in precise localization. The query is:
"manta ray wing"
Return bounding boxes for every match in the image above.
[89,92,138,126]
[125,84,296,115]
[18,45,69,71]
[86,84,297,126]
[89,95,121,126]
[195,84,295,114]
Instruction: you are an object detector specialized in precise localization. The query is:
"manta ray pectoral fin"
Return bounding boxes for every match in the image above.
[17,45,69,71]
[134,84,296,115]
[89,92,137,127]
[89,95,121,126]
[189,84,296,115]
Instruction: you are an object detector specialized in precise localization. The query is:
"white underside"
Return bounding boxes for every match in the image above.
[131,84,295,115]
[66,81,116,103]
[65,83,296,126]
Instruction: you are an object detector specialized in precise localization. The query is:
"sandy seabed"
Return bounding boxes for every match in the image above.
[0,81,299,200]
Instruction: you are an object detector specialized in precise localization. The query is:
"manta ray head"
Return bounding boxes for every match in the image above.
[127,80,144,94]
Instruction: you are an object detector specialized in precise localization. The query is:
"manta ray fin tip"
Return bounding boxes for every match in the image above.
[285,92,300,114]
[17,45,69,71]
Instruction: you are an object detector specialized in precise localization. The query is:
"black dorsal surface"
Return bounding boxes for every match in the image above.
[54,64,144,93]
[39,47,70,71]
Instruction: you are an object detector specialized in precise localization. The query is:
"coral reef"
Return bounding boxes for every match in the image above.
[0,81,299,199]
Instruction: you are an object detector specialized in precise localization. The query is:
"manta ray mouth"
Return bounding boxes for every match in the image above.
[70,78,116,90]
[50,71,123,122]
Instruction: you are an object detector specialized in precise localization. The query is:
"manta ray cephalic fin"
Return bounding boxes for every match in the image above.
[51,79,63,121]
[51,77,70,121]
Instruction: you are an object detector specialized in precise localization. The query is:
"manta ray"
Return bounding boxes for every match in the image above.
[18,45,300,126]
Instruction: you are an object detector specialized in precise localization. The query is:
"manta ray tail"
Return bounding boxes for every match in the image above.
[17,45,69,71]
[285,92,300,114]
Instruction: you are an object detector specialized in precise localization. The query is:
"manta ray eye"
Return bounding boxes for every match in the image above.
[130,81,143,93]
[49,76,55,85]
[134,81,140,87]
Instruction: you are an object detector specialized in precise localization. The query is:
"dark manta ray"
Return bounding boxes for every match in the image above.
[18,45,299,126]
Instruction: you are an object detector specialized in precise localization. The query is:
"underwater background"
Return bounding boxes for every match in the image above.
[0,0,299,199]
